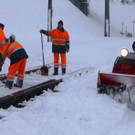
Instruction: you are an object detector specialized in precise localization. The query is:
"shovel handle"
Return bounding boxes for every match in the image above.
[41,33,45,66]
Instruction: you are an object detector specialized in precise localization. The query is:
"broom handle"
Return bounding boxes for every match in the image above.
[41,33,45,66]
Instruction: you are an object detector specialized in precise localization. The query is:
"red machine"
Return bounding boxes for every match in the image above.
[97,48,135,110]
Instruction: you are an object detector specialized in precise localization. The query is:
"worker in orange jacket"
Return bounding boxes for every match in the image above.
[0,23,6,46]
[40,20,70,75]
[0,23,28,89]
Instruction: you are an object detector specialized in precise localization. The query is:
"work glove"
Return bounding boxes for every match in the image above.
[9,34,15,43]
[40,29,49,36]
[40,29,45,33]
[67,49,69,53]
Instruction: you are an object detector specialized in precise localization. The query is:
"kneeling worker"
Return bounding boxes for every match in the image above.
[0,23,28,89]
[40,20,70,75]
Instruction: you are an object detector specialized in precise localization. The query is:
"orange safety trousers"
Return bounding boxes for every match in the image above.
[54,53,66,68]
[7,58,27,82]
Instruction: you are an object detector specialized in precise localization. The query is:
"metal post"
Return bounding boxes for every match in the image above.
[133,21,135,37]
[122,22,124,35]
[104,0,110,37]
[126,26,127,37]
[47,0,52,42]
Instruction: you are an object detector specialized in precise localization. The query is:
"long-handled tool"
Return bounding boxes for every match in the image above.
[40,33,49,76]
[0,41,11,71]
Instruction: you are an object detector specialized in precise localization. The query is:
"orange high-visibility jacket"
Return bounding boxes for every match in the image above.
[49,28,70,53]
[0,27,6,46]
[0,40,28,65]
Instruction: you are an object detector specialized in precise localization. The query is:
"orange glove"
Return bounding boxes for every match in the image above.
[67,49,69,53]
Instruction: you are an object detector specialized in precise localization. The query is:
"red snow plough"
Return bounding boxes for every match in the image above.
[97,47,135,110]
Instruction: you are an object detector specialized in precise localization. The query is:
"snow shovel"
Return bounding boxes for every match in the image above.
[40,33,49,76]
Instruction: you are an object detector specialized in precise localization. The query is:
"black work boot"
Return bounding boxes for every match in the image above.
[5,80,13,89]
[62,68,66,75]
[14,78,23,88]
[53,67,58,75]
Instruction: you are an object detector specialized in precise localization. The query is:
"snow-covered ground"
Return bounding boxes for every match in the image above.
[0,0,135,135]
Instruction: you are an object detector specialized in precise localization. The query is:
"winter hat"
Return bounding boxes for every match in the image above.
[0,23,4,30]
[58,20,63,26]
[132,41,135,51]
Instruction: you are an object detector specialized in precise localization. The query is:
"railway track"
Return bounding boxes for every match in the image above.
[0,65,93,109]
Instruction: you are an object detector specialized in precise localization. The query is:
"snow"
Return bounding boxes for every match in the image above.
[0,0,135,135]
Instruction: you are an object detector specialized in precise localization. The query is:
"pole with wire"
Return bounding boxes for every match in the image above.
[47,0,52,42]
[104,0,110,37]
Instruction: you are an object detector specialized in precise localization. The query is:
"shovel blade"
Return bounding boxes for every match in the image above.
[40,66,49,76]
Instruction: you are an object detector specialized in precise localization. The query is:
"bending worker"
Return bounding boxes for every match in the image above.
[0,23,28,89]
[40,20,70,75]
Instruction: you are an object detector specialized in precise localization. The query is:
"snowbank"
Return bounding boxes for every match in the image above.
[0,0,135,135]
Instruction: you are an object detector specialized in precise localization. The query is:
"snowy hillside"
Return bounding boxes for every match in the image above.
[0,0,135,135]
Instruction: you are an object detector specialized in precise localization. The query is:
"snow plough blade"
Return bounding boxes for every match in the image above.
[97,71,135,94]
[97,71,135,110]
[97,50,135,110]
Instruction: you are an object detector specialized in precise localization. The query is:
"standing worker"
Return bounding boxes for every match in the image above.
[0,23,28,89]
[40,20,70,75]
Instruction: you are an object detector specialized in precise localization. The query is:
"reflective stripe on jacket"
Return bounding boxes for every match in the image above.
[7,41,23,58]
[0,40,28,65]
[49,28,70,53]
